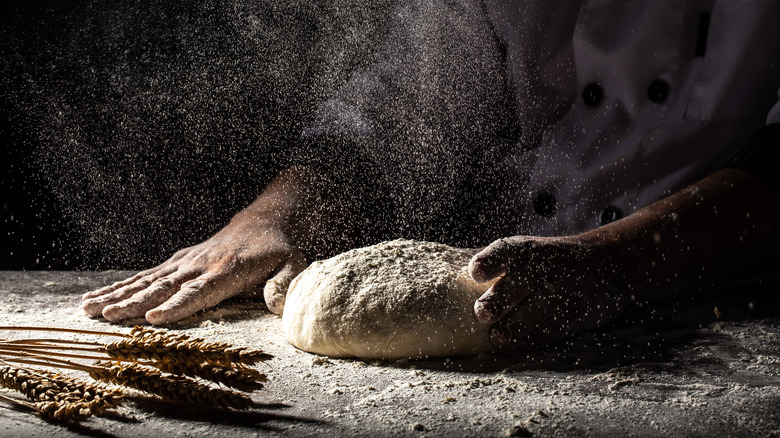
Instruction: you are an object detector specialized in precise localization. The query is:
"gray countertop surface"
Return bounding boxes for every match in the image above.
[1,270,779,437]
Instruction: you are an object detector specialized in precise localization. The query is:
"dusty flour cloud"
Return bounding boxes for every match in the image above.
[1,0,393,268]
[2,0,521,268]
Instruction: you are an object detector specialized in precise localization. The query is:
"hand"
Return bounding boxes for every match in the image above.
[468,235,629,351]
[82,218,307,325]
[82,223,307,325]
[81,165,358,325]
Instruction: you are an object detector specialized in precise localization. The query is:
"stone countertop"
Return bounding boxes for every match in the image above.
[1,270,779,437]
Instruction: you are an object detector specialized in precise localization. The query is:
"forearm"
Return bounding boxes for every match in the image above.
[578,168,780,302]
[228,165,359,261]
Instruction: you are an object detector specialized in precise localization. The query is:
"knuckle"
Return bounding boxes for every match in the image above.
[134,278,153,288]
[191,252,208,264]
[181,278,207,292]
[151,277,174,289]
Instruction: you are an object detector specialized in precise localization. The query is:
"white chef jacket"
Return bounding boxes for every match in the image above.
[486,0,780,236]
[302,0,780,238]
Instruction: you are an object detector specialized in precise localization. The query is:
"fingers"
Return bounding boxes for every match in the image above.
[489,292,573,351]
[145,271,243,325]
[81,268,155,301]
[100,271,197,322]
[489,305,546,351]
[142,246,304,324]
[82,267,177,317]
[469,237,529,283]
[473,271,538,324]
[82,249,192,302]
[263,252,307,315]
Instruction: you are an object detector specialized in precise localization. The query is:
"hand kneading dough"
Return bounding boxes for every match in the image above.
[282,239,496,359]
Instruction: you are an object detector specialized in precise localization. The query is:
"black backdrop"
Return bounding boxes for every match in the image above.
[1,0,392,270]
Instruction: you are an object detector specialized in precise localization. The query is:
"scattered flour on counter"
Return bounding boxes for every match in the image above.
[282,239,497,359]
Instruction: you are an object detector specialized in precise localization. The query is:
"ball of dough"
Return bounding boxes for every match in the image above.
[281,239,496,359]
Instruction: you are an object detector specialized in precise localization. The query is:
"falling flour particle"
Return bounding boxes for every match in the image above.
[282,239,497,359]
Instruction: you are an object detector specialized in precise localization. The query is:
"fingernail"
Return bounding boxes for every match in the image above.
[82,300,104,317]
[102,305,120,321]
[267,294,285,315]
[474,301,497,324]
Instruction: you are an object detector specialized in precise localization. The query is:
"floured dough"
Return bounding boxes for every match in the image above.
[281,239,496,359]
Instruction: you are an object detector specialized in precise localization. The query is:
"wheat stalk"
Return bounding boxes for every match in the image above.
[31,368,124,408]
[0,326,125,337]
[88,362,255,410]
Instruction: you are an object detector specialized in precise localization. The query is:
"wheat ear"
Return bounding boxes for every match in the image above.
[31,368,124,408]
[104,326,272,366]
[0,393,97,422]
[154,360,267,392]
[0,364,120,421]
[88,362,254,410]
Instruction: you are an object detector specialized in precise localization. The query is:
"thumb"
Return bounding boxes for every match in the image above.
[469,237,522,282]
[263,251,307,315]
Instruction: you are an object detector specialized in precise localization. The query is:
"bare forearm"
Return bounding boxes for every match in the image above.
[231,165,358,260]
[579,168,780,302]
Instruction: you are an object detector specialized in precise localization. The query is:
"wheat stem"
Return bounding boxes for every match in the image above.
[1,354,97,374]
[1,326,273,366]
[0,392,32,409]
[0,348,110,363]
[0,326,126,338]
[0,343,103,353]
[0,338,102,346]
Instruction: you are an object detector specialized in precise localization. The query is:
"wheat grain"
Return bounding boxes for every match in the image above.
[0,393,88,422]
[105,326,272,366]
[154,360,267,391]
[0,364,121,421]
[89,362,254,409]
[32,399,99,422]
[32,368,124,408]
[131,326,273,365]
[1,365,58,408]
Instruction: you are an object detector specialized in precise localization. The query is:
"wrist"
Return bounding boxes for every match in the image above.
[235,166,357,260]
[570,226,650,307]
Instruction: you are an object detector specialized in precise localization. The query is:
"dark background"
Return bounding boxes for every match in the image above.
[1,0,392,270]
